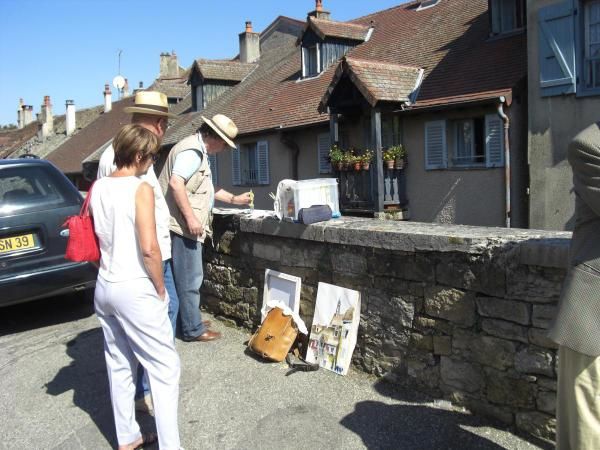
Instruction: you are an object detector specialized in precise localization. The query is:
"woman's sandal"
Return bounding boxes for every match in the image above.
[122,432,157,450]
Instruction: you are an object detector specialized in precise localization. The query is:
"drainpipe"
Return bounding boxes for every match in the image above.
[497,96,510,228]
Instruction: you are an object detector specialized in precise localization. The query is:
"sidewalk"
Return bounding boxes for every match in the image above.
[0,307,551,449]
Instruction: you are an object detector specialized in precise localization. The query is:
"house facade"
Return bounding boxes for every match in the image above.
[166,0,528,227]
[528,0,600,230]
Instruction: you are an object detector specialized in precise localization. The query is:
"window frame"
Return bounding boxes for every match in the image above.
[579,0,600,94]
[232,140,270,187]
[489,0,526,36]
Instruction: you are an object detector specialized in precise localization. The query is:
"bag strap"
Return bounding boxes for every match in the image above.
[285,348,319,373]
[80,182,95,217]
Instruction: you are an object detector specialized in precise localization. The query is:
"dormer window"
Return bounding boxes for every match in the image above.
[417,0,440,11]
[490,0,526,35]
[302,44,321,77]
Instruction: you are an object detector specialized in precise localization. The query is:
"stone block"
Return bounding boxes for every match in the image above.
[528,328,559,350]
[424,286,475,327]
[476,296,530,325]
[532,305,557,329]
[433,336,452,355]
[537,377,557,392]
[481,319,529,344]
[469,335,517,371]
[506,265,565,303]
[536,391,556,414]
[410,333,433,352]
[332,249,367,275]
[486,373,536,408]
[515,346,554,377]
[515,412,556,442]
[389,296,416,329]
[281,242,329,269]
[440,357,483,393]
[252,241,281,262]
[435,252,505,297]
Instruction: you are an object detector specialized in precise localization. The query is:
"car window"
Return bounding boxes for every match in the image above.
[0,165,80,216]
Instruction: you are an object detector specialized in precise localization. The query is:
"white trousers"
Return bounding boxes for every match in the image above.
[95,276,181,450]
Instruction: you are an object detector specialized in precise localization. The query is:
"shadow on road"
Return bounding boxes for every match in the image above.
[45,328,157,448]
[0,292,95,337]
[340,378,553,450]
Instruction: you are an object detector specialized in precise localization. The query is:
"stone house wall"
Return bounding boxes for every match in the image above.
[202,212,571,441]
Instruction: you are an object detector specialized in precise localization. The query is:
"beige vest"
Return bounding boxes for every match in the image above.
[158,134,214,242]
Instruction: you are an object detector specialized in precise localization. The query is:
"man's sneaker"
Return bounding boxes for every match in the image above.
[135,395,154,416]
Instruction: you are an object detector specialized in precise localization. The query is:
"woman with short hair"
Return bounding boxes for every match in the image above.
[91,124,181,450]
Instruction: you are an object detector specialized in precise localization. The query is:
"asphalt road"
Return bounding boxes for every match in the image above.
[0,293,553,450]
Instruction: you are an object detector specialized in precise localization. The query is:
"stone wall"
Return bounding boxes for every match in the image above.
[202,212,571,442]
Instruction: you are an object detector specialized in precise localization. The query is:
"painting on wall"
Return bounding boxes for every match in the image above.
[261,269,302,322]
[306,282,361,375]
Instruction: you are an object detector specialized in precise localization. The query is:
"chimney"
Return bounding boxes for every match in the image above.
[123,78,130,97]
[308,0,331,20]
[239,21,260,63]
[65,100,76,136]
[40,95,54,139]
[17,98,24,129]
[134,81,144,94]
[23,106,34,126]
[104,84,112,113]
[160,52,180,78]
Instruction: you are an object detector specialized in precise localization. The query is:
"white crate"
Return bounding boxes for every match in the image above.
[276,178,340,221]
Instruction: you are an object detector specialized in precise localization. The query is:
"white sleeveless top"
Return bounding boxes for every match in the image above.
[90,176,149,282]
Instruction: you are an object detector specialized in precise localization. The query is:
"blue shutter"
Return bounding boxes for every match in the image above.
[208,153,218,185]
[231,146,241,186]
[538,1,576,96]
[485,114,505,167]
[425,120,447,170]
[318,133,331,174]
[257,140,270,185]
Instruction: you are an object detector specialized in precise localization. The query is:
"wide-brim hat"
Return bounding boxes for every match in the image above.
[124,91,177,118]
[201,114,238,149]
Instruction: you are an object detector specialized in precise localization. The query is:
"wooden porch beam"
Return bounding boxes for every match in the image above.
[371,108,384,213]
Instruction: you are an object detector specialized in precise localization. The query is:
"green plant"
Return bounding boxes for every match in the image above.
[329,144,344,164]
[389,145,406,160]
[360,149,374,164]
[382,149,395,161]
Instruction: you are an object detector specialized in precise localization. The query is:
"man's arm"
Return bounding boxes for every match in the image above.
[215,189,252,205]
[96,145,116,179]
[569,124,600,216]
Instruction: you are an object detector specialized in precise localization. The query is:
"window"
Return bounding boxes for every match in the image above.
[302,45,320,78]
[424,114,503,170]
[232,141,270,186]
[490,0,526,35]
[381,115,402,149]
[452,118,485,166]
[318,133,331,174]
[584,0,600,89]
[194,85,204,112]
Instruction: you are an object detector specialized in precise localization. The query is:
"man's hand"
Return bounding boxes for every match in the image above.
[236,192,252,206]
[186,216,204,236]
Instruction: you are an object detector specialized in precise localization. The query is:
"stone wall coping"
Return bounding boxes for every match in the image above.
[214,210,571,267]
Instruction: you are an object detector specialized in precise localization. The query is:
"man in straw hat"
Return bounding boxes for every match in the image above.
[97,90,179,416]
[159,114,251,342]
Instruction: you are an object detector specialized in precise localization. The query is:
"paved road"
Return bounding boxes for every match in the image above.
[0,294,552,450]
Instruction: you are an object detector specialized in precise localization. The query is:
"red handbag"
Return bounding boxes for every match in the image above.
[63,183,100,262]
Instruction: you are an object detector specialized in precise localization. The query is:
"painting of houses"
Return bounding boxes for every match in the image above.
[307,282,360,375]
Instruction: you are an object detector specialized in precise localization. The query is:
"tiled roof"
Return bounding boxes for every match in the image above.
[191,59,257,82]
[308,17,370,41]
[166,0,525,143]
[0,123,38,159]
[321,57,423,109]
[150,77,189,99]
[46,97,134,174]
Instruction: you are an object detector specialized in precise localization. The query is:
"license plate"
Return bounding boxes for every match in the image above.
[0,233,36,254]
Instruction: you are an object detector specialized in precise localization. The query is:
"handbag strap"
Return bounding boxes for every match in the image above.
[80,182,95,217]
[285,348,319,374]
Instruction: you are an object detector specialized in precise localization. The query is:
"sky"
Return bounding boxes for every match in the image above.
[0,0,407,126]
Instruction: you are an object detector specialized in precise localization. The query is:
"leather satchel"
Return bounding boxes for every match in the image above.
[248,307,298,362]
[63,184,100,263]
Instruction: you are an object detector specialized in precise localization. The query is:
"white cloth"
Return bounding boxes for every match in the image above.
[95,276,181,449]
[97,143,171,260]
[263,299,308,335]
[91,177,149,282]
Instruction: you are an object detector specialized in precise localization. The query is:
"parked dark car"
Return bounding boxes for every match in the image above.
[0,159,97,307]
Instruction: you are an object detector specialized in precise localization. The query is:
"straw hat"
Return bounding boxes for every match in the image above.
[201,114,238,148]
[124,91,177,118]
